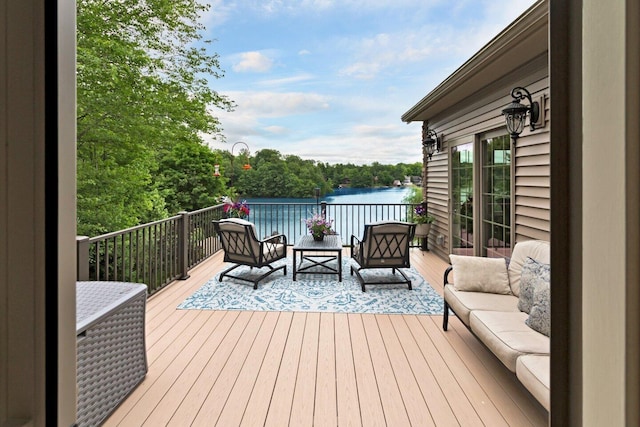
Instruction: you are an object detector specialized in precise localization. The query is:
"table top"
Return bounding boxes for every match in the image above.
[294,234,343,250]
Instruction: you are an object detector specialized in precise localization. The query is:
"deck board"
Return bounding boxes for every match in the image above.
[289,312,320,426]
[102,248,548,426]
[334,313,362,427]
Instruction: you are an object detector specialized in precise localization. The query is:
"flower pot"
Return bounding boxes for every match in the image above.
[313,234,324,242]
[415,223,432,237]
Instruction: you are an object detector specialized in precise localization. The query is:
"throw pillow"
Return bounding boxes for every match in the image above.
[518,257,551,314]
[449,254,511,294]
[526,281,551,336]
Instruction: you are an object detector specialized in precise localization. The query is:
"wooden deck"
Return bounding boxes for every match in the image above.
[103,249,548,426]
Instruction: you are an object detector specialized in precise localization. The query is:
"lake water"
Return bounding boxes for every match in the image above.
[246,186,413,205]
[245,186,415,243]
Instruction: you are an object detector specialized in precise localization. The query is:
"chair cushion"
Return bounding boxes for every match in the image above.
[525,280,551,336]
[518,257,551,314]
[449,254,511,294]
[508,240,550,296]
[516,355,550,411]
[444,285,519,326]
[470,310,550,372]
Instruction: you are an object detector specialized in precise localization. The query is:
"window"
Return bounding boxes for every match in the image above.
[451,143,474,255]
[481,134,512,258]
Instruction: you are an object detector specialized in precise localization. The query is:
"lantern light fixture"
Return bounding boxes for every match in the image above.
[422,130,441,160]
[502,86,540,141]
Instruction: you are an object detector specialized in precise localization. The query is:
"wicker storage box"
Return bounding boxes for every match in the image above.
[76,281,148,427]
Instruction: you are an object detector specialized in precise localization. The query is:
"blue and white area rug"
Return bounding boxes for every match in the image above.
[178,258,444,315]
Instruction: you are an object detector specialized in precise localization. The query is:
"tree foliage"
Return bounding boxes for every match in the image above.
[75,0,424,236]
[226,149,422,198]
[76,0,233,235]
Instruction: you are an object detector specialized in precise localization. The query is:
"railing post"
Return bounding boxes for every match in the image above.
[77,236,90,281]
[421,201,429,251]
[320,201,327,218]
[178,211,190,280]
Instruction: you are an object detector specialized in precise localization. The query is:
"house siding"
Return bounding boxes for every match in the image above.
[422,66,549,261]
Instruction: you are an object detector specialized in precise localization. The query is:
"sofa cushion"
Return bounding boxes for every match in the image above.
[449,254,511,294]
[508,240,550,296]
[516,355,550,411]
[526,280,551,336]
[518,257,551,314]
[444,285,519,326]
[470,310,550,372]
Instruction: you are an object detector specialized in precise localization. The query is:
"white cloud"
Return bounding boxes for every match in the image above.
[298,49,311,56]
[264,125,290,135]
[232,51,274,73]
[199,0,237,27]
[258,73,315,87]
[224,90,330,117]
[288,129,423,165]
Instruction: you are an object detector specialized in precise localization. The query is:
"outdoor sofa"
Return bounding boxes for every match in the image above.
[442,240,550,411]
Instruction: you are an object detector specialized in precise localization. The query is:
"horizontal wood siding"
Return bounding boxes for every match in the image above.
[514,115,550,243]
[425,153,449,260]
[423,68,550,260]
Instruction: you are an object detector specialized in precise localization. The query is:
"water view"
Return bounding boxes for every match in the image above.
[246,186,415,244]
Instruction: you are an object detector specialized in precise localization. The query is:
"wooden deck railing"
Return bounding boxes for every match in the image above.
[77,202,422,295]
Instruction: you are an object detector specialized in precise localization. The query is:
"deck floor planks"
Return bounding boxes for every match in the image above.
[213,311,282,426]
[103,249,548,427]
[375,314,435,426]
[189,311,269,426]
[128,310,239,426]
[314,312,338,427]
[237,311,295,426]
[417,315,511,426]
[348,314,387,427]
[167,311,254,425]
[388,314,460,426]
[264,311,307,426]
[334,313,362,427]
[289,312,321,426]
[102,310,229,426]
[401,314,485,426]
[361,313,412,426]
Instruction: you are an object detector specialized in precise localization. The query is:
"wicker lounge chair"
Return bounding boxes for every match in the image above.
[213,218,287,289]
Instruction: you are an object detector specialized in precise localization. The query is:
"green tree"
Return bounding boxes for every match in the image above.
[76,0,233,235]
[157,141,227,214]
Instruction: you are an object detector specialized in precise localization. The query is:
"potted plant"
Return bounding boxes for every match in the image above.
[413,204,435,237]
[220,196,250,219]
[304,213,334,241]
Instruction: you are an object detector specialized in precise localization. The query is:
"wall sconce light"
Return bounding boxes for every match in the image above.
[422,130,441,160]
[501,86,540,141]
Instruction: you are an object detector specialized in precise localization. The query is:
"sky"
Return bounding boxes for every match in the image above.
[200,0,538,165]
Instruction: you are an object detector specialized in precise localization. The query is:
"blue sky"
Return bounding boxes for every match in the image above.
[201,0,537,165]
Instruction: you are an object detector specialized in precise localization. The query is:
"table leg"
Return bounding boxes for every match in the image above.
[338,250,342,281]
[293,250,297,281]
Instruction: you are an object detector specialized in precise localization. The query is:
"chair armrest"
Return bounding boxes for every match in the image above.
[444,265,453,286]
[259,234,287,263]
[261,233,287,246]
[350,235,362,257]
